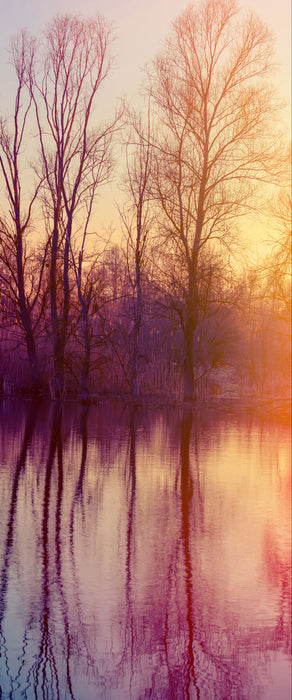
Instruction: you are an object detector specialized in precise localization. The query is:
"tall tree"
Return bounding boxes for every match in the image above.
[147,0,283,399]
[31,14,118,397]
[69,167,114,399]
[119,108,153,398]
[0,33,46,391]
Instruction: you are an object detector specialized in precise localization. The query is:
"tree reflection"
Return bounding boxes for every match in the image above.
[180,409,199,698]
[76,404,89,501]
[30,402,73,699]
[263,526,291,654]
[54,405,76,700]
[125,404,137,682]
[0,403,38,697]
[0,404,37,624]
[0,401,290,699]
[68,402,100,683]
[20,403,78,699]
[70,403,89,542]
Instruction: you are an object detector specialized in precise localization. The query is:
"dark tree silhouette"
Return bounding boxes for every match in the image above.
[0,34,46,391]
[119,107,153,399]
[147,0,282,399]
[30,14,118,397]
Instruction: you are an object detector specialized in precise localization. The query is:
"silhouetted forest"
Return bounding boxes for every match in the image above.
[0,0,290,400]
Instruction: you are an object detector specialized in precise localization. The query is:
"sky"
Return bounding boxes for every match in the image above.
[0,0,290,100]
[0,0,290,251]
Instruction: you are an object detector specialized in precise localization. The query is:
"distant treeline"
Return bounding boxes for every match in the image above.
[0,237,290,400]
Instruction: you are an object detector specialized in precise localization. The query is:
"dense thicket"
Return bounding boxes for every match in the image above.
[0,0,290,400]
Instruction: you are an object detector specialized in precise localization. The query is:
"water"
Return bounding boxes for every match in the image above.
[0,399,291,700]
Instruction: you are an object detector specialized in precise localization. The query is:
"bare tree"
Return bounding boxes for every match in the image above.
[69,162,115,399]
[147,0,283,399]
[119,107,153,398]
[0,33,46,391]
[31,14,119,397]
[265,189,291,321]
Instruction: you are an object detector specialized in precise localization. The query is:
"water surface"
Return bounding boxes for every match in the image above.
[0,399,291,699]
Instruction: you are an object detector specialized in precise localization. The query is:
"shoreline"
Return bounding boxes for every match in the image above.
[0,392,290,423]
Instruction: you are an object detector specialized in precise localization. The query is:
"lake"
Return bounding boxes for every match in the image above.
[0,399,291,699]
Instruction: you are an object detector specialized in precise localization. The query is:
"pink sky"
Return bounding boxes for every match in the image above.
[0,0,290,103]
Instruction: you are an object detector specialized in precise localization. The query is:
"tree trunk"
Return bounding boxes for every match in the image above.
[51,329,66,399]
[80,318,90,399]
[182,284,198,401]
[16,240,41,392]
[25,330,41,392]
[50,211,70,399]
[131,243,142,400]
[77,275,92,399]
[131,308,141,400]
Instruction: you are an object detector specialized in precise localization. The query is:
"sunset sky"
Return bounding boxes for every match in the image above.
[0,0,290,253]
[0,0,290,98]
